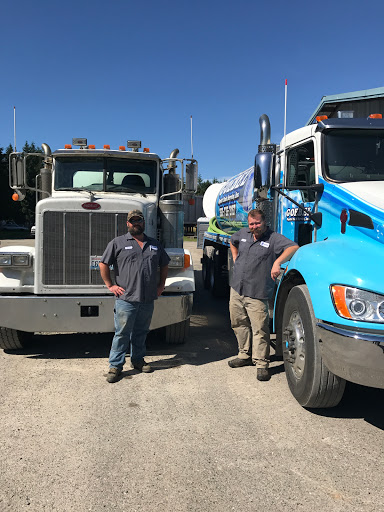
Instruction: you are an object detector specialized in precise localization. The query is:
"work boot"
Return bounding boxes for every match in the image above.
[228,357,253,368]
[106,367,122,383]
[131,359,153,373]
[257,368,270,381]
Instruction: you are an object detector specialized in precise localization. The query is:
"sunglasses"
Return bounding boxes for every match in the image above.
[128,217,144,223]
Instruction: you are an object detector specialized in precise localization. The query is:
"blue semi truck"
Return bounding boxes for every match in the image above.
[201,87,384,408]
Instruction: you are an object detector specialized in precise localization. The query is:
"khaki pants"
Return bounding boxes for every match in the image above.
[229,288,270,368]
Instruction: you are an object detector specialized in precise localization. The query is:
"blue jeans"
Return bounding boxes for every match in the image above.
[109,299,154,369]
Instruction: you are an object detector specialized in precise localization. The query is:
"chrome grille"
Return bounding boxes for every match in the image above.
[42,211,128,285]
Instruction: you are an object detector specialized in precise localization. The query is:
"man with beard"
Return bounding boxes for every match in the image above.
[100,209,170,383]
[228,209,298,381]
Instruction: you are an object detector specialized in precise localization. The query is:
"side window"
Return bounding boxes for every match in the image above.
[286,141,316,202]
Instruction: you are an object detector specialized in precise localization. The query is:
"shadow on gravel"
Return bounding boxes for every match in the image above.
[308,382,384,430]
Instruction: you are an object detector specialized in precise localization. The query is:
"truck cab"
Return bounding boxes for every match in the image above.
[0,139,197,349]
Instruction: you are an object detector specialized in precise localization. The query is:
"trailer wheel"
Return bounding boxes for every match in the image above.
[164,319,190,344]
[0,327,32,351]
[210,249,229,298]
[202,247,214,290]
[282,285,346,408]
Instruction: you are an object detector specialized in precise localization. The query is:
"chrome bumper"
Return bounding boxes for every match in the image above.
[0,293,193,333]
[317,322,384,389]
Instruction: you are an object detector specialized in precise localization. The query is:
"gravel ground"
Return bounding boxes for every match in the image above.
[0,240,383,511]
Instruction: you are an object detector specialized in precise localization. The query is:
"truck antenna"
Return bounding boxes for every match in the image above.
[13,106,16,152]
[190,115,194,159]
[284,79,288,145]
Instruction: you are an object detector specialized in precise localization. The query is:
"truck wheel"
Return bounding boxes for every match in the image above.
[210,249,229,297]
[0,327,32,350]
[202,247,214,289]
[282,285,346,408]
[164,319,190,344]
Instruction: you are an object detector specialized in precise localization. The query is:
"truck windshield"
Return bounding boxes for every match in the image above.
[324,129,384,182]
[54,157,157,193]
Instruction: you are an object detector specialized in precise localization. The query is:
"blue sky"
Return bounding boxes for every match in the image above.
[2,0,384,181]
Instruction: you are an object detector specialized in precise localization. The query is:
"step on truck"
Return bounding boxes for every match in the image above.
[0,139,197,349]
[201,87,384,408]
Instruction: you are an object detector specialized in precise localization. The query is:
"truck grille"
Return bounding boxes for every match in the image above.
[42,212,128,286]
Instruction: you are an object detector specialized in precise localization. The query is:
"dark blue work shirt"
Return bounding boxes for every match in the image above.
[230,227,296,300]
[101,233,170,303]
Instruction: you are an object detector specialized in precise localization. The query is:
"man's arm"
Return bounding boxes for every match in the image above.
[230,241,239,262]
[271,245,299,281]
[157,265,168,296]
[99,262,125,297]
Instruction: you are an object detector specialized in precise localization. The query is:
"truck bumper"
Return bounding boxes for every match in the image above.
[317,323,384,388]
[0,293,193,333]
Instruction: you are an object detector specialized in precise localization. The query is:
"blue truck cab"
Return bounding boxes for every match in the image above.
[202,88,384,407]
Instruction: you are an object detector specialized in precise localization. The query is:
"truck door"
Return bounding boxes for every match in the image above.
[278,140,317,246]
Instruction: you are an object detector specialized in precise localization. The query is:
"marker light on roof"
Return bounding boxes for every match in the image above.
[119,146,126,151]
[368,113,383,119]
[88,144,96,149]
[104,145,110,150]
[65,144,72,149]
[143,148,150,153]
[316,115,328,122]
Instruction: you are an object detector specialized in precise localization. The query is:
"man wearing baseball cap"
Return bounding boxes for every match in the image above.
[99,209,170,383]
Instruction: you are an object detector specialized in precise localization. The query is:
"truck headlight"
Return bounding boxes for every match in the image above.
[167,249,191,269]
[12,254,31,266]
[0,253,31,267]
[331,285,384,323]
[0,255,12,266]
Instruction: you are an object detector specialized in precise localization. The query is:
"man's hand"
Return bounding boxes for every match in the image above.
[108,285,125,297]
[157,284,165,297]
[271,261,282,281]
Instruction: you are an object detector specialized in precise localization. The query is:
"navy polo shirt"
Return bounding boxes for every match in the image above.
[230,227,296,300]
[101,233,170,303]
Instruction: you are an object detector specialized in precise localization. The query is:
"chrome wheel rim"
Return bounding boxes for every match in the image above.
[285,310,306,380]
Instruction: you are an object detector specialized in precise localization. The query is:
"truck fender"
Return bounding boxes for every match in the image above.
[275,237,384,331]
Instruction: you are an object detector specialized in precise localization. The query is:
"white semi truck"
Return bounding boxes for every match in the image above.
[0,139,197,349]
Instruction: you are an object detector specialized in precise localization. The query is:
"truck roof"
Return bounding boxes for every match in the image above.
[307,87,384,125]
[52,149,161,160]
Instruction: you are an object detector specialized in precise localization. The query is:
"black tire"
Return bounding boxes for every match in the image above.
[164,319,190,344]
[0,327,33,350]
[282,285,346,408]
[202,247,214,290]
[209,249,229,298]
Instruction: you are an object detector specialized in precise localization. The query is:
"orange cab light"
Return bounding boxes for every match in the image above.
[143,148,150,153]
[64,144,72,149]
[331,285,351,318]
[119,146,126,151]
[369,113,382,119]
[12,193,19,201]
[183,253,191,269]
[88,144,96,149]
[104,145,110,150]
[316,115,328,122]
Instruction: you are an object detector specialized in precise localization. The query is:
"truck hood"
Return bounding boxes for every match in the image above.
[338,181,384,210]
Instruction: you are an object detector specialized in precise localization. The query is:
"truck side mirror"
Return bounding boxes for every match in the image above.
[9,154,25,189]
[254,152,274,199]
[185,161,198,193]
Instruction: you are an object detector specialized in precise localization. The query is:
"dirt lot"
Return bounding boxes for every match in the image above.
[0,240,383,511]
